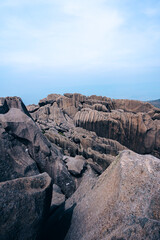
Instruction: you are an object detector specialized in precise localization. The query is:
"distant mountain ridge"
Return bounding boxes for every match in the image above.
[148,99,160,108]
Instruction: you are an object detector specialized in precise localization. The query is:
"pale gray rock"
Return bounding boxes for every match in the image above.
[64,155,87,176]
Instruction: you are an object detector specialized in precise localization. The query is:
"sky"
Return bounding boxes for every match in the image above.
[0,0,160,105]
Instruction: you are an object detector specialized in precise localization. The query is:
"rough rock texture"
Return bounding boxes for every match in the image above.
[74,108,160,158]
[0,173,52,240]
[64,155,87,176]
[1,94,159,240]
[0,96,32,117]
[65,150,160,240]
[0,97,75,197]
[112,99,157,113]
[27,93,160,162]
[27,94,130,175]
[148,99,160,109]
[51,184,65,208]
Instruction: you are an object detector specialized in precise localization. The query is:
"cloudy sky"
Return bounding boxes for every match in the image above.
[0,0,160,105]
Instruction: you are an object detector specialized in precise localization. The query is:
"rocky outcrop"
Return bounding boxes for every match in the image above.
[112,99,157,113]
[74,108,160,158]
[1,93,160,240]
[27,93,160,161]
[0,173,52,240]
[148,99,160,109]
[65,150,160,240]
[45,127,126,173]
[0,97,75,197]
[0,96,32,117]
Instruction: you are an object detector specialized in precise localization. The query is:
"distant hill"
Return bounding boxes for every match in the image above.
[148,99,160,108]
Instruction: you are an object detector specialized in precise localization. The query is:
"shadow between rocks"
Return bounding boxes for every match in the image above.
[40,202,76,240]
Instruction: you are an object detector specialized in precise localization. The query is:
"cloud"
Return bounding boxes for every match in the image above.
[0,0,160,72]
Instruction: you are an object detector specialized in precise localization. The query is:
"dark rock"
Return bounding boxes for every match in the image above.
[39,94,61,107]
[51,184,65,210]
[41,202,76,240]
[27,104,39,113]
[0,173,52,240]
[0,98,9,114]
[6,96,32,118]
[0,109,40,182]
[0,97,76,197]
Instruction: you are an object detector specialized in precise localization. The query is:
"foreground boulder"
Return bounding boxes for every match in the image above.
[65,150,160,240]
[0,173,52,240]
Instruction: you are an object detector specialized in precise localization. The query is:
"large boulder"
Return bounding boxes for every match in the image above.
[65,150,160,240]
[0,172,52,240]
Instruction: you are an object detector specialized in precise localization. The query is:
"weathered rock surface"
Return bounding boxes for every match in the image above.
[0,97,75,197]
[0,172,52,240]
[65,150,160,240]
[64,155,87,176]
[74,108,160,158]
[27,93,160,162]
[51,184,65,208]
[0,96,32,117]
[112,99,157,113]
[1,94,160,240]
[148,99,160,109]
[28,93,127,173]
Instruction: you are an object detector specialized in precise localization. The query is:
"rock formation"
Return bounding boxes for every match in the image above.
[28,93,160,160]
[148,99,160,109]
[74,108,160,158]
[65,150,160,240]
[0,97,75,197]
[0,173,52,240]
[0,93,160,240]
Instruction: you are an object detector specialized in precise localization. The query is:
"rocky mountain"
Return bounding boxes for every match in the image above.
[0,93,160,240]
[148,99,160,109]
